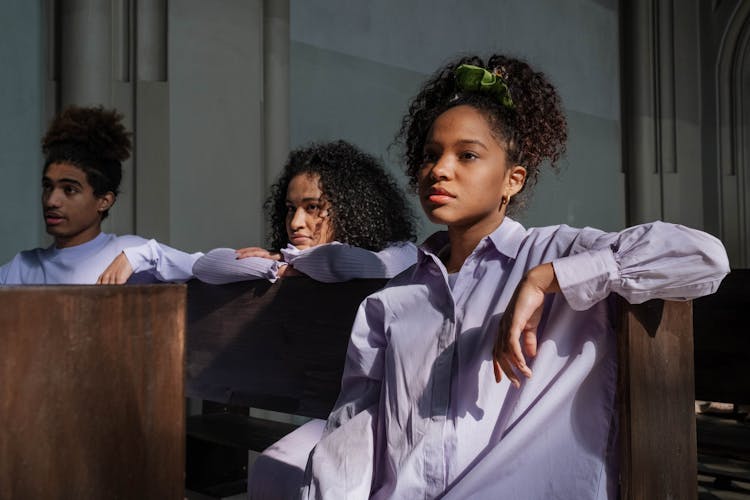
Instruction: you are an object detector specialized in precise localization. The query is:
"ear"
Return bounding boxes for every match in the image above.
[97,192,116,213]
[506,165,527,197]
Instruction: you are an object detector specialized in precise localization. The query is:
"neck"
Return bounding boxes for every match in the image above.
[54,227,102,249]
[443,215,505,273]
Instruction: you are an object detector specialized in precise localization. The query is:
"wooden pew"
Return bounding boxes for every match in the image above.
[186,277,697,499]
[185,277,387,494]
[618,299,695,500]
[0,285,186,500]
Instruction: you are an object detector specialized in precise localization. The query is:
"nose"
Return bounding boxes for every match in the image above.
[289,207,307,231]
[427,154,453,182]
[43,187,62,208]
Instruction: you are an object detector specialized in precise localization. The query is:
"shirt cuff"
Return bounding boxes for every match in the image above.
[122,240,157,274]
[553,248,618,311]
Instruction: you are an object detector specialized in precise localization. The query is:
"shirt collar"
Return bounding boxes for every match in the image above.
[50,231,109,256]
[487,217,525,260]
[418,217,526,263]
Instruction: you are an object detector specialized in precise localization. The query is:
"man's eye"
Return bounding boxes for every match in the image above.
[64,186,79,194]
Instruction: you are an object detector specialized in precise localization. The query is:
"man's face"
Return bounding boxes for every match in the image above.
[42,162,113,248]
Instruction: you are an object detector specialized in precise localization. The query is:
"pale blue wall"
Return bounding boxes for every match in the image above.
[0,2,44,263]
[290,0,624,239]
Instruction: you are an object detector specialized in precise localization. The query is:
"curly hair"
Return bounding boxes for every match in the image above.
[266,140,416,252]
[396,54,567,213]
[42,106,132,219]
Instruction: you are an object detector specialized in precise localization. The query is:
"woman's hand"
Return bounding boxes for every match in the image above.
[277,264,302,278]
[235,247,282,260]
[97,252,134,285]
[493,263,560,388]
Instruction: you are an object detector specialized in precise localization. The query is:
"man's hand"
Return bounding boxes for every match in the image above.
[97,252,134,285]
[493,263,560,388]
[235,247,282,260]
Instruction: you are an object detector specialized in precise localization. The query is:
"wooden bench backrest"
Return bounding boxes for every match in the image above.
[185,277,387,419]
[0,285,186,500]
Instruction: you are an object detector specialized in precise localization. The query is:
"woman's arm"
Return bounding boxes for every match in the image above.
[554,221,729,310]
[286,242,417,283]
[192,248,282,284]
[493,221,729,386]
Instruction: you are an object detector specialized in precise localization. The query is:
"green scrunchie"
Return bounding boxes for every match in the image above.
[454,64,514,109]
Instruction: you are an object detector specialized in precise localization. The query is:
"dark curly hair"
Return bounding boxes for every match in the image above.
[266,140,416,252]
[396,54,567,213]
[42,106,132,219]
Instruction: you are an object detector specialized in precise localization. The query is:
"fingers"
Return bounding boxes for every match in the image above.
[235,247,270,259]
[522,330,537,358]
[96,253,133,285]
[499,354,521,389]
[493,289,541,386]
[96,271,126,284]
[509,328,533,379]
[235,248,282,260]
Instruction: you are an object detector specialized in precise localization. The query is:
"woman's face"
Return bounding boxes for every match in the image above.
[285,172,334,250]
[417,105,525,234]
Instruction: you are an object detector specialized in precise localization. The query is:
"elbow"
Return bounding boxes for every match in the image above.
[704,237,731,278]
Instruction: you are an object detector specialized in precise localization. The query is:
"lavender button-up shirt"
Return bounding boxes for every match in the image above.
[302,218,729,499]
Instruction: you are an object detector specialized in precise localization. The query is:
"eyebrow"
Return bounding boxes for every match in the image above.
[455,139,488,150]
[424,139,489,150]
[285,197,323,204]
[42,177,84,187]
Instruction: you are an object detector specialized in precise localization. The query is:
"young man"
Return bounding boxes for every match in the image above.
[0,106,200,285]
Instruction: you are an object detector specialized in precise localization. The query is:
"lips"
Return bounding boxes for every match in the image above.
[44,212,65,225]
[425,186,455,205]
[289,234,311,244]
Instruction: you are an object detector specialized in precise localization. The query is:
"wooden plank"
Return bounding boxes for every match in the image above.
[0,285,185,500]
[186,277,387,419]
[618,299,696,500]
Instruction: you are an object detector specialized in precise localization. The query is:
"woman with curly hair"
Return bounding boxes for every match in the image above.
[192,140,417,284]
[302,55,729,499]
[0,106,200,284]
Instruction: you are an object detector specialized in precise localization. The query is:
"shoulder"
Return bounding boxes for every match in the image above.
[0,247,47,284]
[519,224,606,252]
[110,233,149,248]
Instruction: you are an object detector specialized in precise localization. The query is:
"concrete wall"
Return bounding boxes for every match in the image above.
[290,0,624,239]
[0,1,623,264]
[0,2,44,263]
[168,0,264,251]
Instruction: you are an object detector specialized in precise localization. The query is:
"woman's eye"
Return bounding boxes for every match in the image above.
[64,186,79,194]
[422,151,438,164]
[306,204,320,214]
[459,151,478,161]
[286,205,295,214]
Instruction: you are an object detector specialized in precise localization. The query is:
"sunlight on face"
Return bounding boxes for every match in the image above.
[417,105,521,234]
[285,173,334,250]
